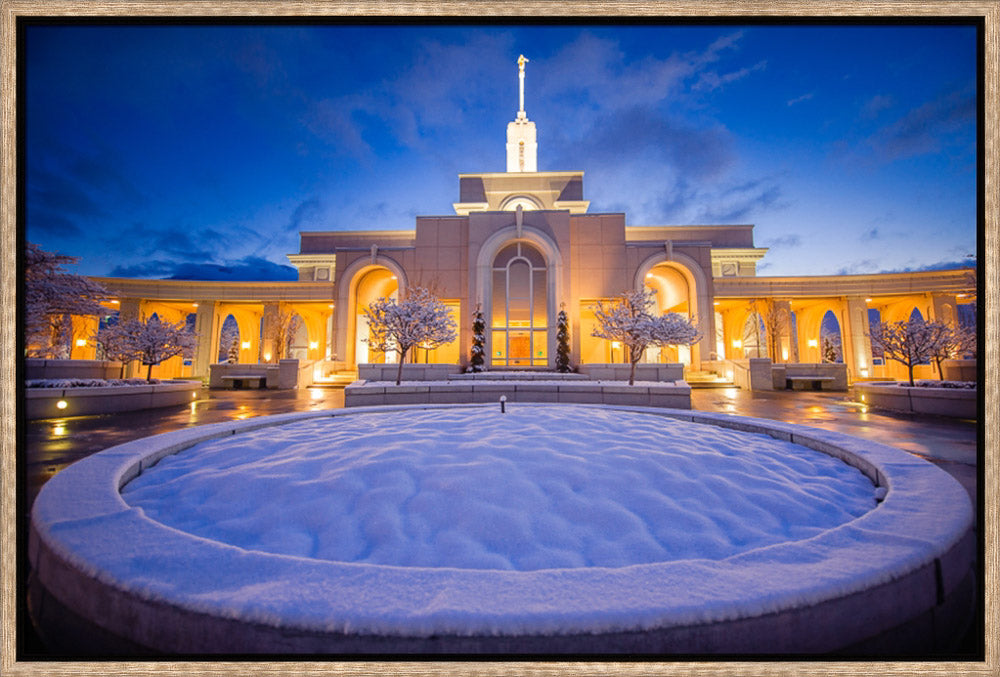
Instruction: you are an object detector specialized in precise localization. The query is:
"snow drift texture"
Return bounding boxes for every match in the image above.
[123,406,875,571]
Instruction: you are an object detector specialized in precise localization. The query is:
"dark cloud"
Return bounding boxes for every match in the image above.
[287,197,323,232]
[879,259,977,274]
[110,256,297,281]
[867,88,975,162]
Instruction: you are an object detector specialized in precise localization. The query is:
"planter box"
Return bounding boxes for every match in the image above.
[25,380,202,420]
[854,382,976,419]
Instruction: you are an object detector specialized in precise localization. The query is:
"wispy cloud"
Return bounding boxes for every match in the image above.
[786,92,813,106]
[860,94,893,119]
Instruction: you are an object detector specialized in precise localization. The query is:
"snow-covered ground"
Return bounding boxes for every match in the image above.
[26,377,161,387]
[123,406,875,570]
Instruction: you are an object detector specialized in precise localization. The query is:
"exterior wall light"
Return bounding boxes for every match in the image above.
[263,353,272,362]
[241,341,251,350]
[807,339,818,348]
[192,303,199,308]
[75,339,87,347]
[860,369,869,377]
[56,400,68,410]
[865,298,873,303]
[309,341,319,350]
[111,300,120,305]
[731,340,742,349]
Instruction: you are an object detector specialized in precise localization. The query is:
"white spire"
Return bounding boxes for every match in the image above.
[506,55,537,172]
[517,54,528,118]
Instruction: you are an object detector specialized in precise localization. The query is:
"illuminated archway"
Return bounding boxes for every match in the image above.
[352,267,399,365]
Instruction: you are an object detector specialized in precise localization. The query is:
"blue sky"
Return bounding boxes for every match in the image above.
[24,23,978,280]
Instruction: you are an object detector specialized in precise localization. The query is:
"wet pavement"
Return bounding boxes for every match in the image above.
[23,384,978,511]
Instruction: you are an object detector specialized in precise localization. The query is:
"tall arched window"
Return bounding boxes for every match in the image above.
[491,241,547,366]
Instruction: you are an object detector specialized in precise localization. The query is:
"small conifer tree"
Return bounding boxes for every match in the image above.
[470,305,486,372]
[555,305,571,372]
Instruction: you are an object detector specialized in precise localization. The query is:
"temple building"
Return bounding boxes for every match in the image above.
[80,56,975,385]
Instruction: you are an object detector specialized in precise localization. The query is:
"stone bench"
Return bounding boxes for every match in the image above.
[219,375,268,389]
[786,376,836,391]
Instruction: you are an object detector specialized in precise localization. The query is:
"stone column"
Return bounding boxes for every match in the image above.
[260,302,280,363]
[193,301,220,379]
[844,296,874,379]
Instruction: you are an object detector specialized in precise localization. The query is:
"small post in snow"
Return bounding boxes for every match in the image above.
[500,395,507,413]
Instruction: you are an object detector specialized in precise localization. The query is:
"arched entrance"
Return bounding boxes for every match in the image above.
[643,263,693,364]
[353,267,399,365]
[490,241,548,367]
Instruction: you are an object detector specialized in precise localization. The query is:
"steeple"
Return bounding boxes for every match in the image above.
[506,54,537,172]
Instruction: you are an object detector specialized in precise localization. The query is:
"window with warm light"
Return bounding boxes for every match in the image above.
[491,241,547,366]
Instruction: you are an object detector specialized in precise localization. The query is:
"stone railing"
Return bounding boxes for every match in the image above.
[345,380,691,409]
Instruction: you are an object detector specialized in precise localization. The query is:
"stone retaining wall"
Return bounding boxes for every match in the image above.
[25,380,202,420]
[344,380,692,408]
[855,382,977,419]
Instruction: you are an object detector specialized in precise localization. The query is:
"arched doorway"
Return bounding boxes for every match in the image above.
[490,241,548,367]
[820,310,843,363]
[353,267,399,364]
[218,314,240,362]
[643,264,692,364]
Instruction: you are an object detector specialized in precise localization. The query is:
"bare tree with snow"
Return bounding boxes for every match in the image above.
[363,287,457,385]
[591,288,701,386]
[93,320,140,378]
[868,317,948,386]
[25,242,110,358]
[926,321,977,380]
[127,316,198,382]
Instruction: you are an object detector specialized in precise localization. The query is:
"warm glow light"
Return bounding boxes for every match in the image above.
[241,341,251,350]
[56,400,68,410]
[309,341,319,350]
[726,370,734,381]
[807,339,818,348]
[75,339,87,347]
[713,301,720,306]
[310,389,323,401]
[731,339,742,349]
[646,273,653,278]
[390,275,397,280]
[53,424,66,436]
[192,303,199,308]
[781,348,789,361]
[865,298,873,303]
[263,353,272,362]
[611,341,622,349]
[860,369,869,377]
[191,392,197,399]
[111,299,119,304]
[860,394,866,402]
[328,303,335,308]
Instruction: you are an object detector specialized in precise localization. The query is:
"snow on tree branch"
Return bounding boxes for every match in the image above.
[363,287,457,385]
[868,317,951,386]
[26,242,111,358]
[591,288,701,385]
[94,315,197,382]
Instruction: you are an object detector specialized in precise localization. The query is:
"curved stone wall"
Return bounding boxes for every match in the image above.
[29,404,975,654]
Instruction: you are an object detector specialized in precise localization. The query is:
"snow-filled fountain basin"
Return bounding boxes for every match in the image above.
[29,404,975,654]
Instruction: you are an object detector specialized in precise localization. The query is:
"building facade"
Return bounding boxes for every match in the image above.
[78,57,975,383]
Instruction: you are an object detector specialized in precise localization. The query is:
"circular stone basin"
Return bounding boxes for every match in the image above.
[29,404,974,655]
